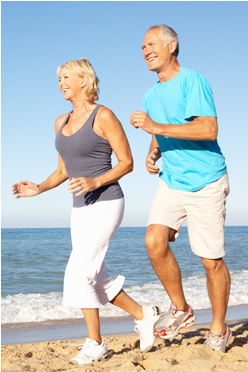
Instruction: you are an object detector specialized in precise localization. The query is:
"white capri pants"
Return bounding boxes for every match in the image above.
[63,198,125,309]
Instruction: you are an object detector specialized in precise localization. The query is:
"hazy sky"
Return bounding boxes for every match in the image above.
[2,1,248,228]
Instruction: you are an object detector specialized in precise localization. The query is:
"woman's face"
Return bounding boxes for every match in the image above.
[58,67,84,101]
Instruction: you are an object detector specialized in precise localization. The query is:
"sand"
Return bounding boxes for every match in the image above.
[1,320,248,372]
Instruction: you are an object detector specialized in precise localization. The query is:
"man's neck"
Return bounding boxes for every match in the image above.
[158,60,180,84]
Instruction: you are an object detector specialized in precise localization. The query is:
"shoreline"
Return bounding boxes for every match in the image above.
[2,304,248,345]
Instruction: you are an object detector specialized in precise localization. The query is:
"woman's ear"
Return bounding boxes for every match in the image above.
[81,77,88,88]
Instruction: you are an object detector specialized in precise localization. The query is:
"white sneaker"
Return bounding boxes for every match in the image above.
[70,338,108,365]
[134,305,161,352]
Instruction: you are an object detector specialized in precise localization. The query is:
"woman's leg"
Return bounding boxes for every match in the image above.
[81,290,144,346]
[71,308,108,365]
[110,289,161,353]
[64,199,125,310]
[110,289,143,320]
[68,200,125,364]
[82,308,101,344]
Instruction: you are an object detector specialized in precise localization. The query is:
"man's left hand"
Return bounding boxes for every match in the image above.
[130,111,158,134]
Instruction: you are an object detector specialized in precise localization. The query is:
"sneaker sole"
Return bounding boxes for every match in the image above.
[155,314,196,340]
[218,330,232,353]
[70,353,108,365]
[223,329,232,352]
[227,330,232,344]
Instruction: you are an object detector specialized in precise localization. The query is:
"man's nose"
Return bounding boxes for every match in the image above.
[145,49,151,58]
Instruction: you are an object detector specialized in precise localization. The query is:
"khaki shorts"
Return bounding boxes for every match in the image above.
[147,173,229,259]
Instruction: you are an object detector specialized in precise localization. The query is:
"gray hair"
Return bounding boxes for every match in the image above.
[149,24,179,57]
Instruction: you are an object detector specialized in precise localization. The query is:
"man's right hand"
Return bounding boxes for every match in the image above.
[146,148,160,175]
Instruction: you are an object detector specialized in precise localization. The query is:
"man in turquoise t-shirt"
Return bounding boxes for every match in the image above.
[130,24,231,353]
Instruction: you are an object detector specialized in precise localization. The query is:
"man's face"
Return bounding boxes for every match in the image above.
[142,29,172,73]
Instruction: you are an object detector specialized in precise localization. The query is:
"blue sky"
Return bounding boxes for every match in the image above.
[2,1,248,228]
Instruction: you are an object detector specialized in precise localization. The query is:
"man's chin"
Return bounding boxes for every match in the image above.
[148,66,158,72]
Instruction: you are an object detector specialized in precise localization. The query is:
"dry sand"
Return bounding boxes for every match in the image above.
[1,320,248,372]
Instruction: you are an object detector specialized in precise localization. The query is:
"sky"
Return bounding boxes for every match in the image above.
[1,1,248,228]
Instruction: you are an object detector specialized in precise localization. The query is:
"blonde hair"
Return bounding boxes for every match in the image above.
[57,58,100,101]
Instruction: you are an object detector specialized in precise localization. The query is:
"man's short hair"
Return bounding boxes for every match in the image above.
[149,24,179,57]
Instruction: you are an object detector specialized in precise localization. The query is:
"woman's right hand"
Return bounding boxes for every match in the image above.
[12,181,40,199]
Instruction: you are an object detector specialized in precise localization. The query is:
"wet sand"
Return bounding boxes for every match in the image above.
[2,304,248,346]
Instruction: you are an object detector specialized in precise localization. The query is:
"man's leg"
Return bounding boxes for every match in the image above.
[145,224,187,311]
[201,257,231,335]
[145,224,196,339]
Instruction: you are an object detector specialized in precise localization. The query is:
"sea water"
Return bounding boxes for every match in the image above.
[1,226,248,324]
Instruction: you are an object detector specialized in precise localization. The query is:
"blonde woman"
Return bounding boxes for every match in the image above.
[12,58,160,365]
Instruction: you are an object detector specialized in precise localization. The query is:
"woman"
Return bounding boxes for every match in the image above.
[12,58,160,365]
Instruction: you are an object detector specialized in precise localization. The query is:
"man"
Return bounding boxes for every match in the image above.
[130,24,231,353]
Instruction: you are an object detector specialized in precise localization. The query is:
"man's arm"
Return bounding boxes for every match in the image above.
[130,111,218,141]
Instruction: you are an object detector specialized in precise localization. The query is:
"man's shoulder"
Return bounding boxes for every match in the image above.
[179,66,201,79]
[180,66,210,84]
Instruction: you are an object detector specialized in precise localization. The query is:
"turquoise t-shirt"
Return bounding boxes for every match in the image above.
[143,66,227,192]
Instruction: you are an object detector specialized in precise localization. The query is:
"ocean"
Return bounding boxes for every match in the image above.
[1,226,248,325]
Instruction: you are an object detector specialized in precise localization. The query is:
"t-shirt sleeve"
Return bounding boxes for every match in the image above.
[143,90,150,112]
[184,72,217,120]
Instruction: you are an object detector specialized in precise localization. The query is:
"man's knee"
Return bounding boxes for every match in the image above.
[201,257,224,275]
[145,225,172,258]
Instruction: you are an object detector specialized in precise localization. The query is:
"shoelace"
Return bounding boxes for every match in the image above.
[157,308,176,327]
[205,333,224,348]
[69,343,88,351]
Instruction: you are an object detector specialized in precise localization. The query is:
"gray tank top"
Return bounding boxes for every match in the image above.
[55,105,124,207]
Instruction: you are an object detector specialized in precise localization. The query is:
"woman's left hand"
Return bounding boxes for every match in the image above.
[66,177,100,196]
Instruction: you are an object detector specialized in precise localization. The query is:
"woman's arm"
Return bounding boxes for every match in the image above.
[12,115,69,199]
[12,164,68,199]
[67,107,133,196]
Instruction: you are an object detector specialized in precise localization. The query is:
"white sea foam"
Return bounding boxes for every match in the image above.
[2,270,248,324]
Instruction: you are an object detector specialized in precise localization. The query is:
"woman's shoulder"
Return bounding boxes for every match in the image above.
[95,105,122,136]
[97,105,119,125]
[55,112,70,134]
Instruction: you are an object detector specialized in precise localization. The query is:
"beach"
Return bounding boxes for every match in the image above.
[2,318,248,372]
[2,227,248,370]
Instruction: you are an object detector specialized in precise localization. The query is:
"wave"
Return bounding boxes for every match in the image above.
[2,270,248,324]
